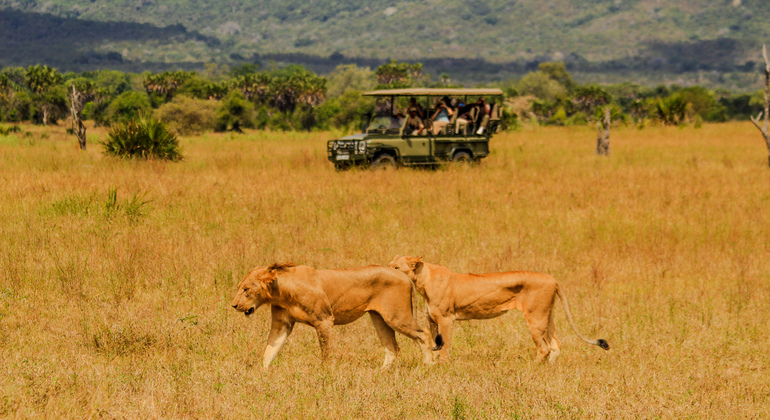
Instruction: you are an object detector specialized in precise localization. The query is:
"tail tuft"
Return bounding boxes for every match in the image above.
[597,339,610,350]
[432,334,444,351]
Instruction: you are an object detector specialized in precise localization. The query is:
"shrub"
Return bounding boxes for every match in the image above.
[105,91,152,125]
[215,91,256,132]
[154,95,217,135]
[101,115,182,161]
[315,90,374,131]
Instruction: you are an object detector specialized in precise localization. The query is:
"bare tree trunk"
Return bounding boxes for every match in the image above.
[69,84,87,150]
[750,44,770,167]
[596,106,610,156]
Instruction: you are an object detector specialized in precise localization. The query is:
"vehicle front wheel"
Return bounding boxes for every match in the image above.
[371,154,397,170]
[451,151,472,164]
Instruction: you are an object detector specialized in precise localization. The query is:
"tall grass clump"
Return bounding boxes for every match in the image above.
[101,115,182,161]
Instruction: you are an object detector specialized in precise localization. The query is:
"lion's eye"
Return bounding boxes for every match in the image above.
[243,288,249,293]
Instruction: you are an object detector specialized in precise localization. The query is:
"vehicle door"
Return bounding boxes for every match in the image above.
[397,133,431,162]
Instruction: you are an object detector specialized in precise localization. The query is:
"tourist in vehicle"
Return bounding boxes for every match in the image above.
[441,96,455,112]
[405,108,424,135]
[475,97,491,135]
[430,100,454,135]
[408,97,425,118]
[455,102,473,134]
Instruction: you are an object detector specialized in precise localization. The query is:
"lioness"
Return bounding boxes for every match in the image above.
[231,263,441,370]
[389,256,609,364]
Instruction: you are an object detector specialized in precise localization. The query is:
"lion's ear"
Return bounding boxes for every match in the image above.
[413,261,423,273]
[259,270,278,286]
[407,257,423,271]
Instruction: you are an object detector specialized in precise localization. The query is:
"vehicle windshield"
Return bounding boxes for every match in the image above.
[366,115,402,134]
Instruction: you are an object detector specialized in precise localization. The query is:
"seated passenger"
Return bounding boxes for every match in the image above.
[475,97,491,135]
[405,108,424,135]
[408,98,425,119]
[456,102,472,134]
[441,96,455,112]
[430,100,453,135]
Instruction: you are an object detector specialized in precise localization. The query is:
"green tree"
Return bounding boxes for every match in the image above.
[232,72,272,102]
[106,91,152,125]
[517,72,567,103]
[143,71,194,104]
[676,86,726,122]
[572,85,611,115]
[25,65,64,125]
[268,65,326,113]
[326,64,375,98]
[216,91,256,132]
[315,90,375,131]
[537,62,574,92]
[155,95,218,135]
[374,60,423,89]
[653,95,689,126]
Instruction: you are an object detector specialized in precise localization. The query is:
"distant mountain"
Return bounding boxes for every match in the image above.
[2,0,769,88]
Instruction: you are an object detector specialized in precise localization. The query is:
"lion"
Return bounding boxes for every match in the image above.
[231,263,442,370]
[388,256,609,364]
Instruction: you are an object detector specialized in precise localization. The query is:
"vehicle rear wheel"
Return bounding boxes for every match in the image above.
[371,154,397,170]
[451,151,472,164]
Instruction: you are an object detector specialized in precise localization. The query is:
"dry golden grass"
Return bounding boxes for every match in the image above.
[1,122,768,418]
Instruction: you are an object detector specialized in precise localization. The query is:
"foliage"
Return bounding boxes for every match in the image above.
[232,72,271,102]
[374,60,423,89]
[572,85,611,115]
[315,90,374,131]
[215,91,256,132]
[654,95,689,126]
[326,64,375,99]
[267,65,327,113]
[517,72,568,103]
[143,71,194,104]
[0,61,765,130]
[536,62,574,92]
[675,86,727,122]
[154,95,218,135]
[25,65,62,94]
[101,115,182,160]
[105,91,151,125]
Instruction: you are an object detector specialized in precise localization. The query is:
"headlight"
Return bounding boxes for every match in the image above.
[357,141,367,153]
[332,141,339,150]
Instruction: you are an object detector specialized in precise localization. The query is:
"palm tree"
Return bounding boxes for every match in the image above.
[25,65,63,125]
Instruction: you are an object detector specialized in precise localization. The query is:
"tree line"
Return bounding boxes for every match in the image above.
[0,60,765,137]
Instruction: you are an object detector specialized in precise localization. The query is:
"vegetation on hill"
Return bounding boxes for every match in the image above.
[2,1,770,89]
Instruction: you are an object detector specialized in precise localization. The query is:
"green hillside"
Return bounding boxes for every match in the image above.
[2,0,770,88]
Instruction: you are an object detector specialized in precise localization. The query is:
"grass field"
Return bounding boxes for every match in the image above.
[1,122,768,418]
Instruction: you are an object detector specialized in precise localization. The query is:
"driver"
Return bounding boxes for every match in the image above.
[405,108,424,135]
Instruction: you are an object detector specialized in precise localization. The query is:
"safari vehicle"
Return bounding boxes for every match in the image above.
[327,88,504,169]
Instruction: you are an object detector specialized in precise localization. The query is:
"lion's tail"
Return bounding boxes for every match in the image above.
[410,281,443,351]
[556,284,609,351]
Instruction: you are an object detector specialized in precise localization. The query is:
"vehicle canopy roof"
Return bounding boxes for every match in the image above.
[363,88,503,97]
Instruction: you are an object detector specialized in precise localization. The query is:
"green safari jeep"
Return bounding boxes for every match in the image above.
[327,88,503,169]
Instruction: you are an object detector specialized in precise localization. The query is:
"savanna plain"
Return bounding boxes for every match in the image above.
[0,122,768,419]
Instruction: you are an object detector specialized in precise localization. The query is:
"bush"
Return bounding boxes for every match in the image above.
[101,115,182,161]
[315,90,374,131]
[105,91,151,125]
[154,95,217,135]
[215,91,256,132]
